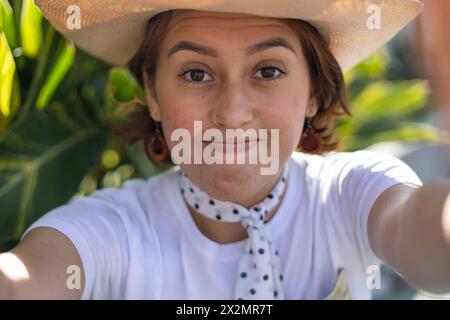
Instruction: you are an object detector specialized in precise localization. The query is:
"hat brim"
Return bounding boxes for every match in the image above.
[35,0,423,71]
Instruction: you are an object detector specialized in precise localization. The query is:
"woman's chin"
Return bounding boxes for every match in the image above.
[197,164,260,200]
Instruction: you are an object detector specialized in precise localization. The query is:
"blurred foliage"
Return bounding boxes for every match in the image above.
[0,1,440,251]
[0,0,157,251]
[339,48,437,151]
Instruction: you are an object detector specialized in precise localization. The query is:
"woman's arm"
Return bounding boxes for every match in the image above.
[368,180,450,294]
[0,227,84,299]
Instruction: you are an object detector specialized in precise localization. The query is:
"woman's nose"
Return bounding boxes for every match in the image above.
[210,81,254,129]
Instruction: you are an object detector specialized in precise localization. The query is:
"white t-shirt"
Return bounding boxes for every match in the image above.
[22,150,423,299]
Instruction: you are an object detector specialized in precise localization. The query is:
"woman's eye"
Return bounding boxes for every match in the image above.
[255,66,286,81]
[179,68,213,84]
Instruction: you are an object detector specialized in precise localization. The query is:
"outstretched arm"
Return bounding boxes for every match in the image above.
[0,227,84,299]
[368,180,450,294]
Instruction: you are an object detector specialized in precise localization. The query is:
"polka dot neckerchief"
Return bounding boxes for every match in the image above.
[178,164,289,300]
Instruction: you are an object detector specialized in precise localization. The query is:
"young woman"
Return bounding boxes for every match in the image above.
[2,0,449,300]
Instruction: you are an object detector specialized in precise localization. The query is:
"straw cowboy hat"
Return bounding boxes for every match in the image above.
[34,0,423,71]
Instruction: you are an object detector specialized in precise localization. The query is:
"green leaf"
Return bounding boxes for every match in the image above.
[367,124,441,145]
[345,48,389,84]
[20,0,42,58]
[0,73,20,135]
[0,31,16,117]
[0,101,106,242]
[101,67,145,126]
[36,41,75,110]
[19,26,55,122]
[341,123,441,151]
[109,68,142,102]
[350,80,428,120]
[0,0,17,48]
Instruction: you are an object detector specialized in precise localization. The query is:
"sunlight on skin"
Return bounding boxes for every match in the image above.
[0,252,30,282]
[442,193,450,244]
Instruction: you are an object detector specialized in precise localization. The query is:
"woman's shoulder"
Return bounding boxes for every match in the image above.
[289,149,411,173]
[289,149,422,192]
[290,149,402,163]
[23,166,181,238]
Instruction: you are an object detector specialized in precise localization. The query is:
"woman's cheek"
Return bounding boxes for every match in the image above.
[164,117,195,148]
[283,119,303,151]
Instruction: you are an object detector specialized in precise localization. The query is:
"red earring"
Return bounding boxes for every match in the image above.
[145,121,169,162]
[298,117,323,154]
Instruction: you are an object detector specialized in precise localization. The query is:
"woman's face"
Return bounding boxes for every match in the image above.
[144,10,317,205]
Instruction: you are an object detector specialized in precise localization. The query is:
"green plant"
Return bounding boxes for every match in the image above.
[0,1,157,251]
[339,48,437,150]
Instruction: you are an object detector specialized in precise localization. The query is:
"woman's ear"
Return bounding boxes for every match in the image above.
[142,70,161,122]
[306,97,319,118]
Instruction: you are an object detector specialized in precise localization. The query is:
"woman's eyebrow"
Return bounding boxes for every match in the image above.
[167,37,297,58]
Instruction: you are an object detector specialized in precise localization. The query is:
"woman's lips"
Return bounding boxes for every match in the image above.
[202,138,261,154]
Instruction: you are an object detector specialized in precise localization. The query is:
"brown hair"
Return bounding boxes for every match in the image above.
[114,9,351,166]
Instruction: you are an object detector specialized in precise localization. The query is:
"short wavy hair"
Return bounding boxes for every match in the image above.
[114,9,351,166]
